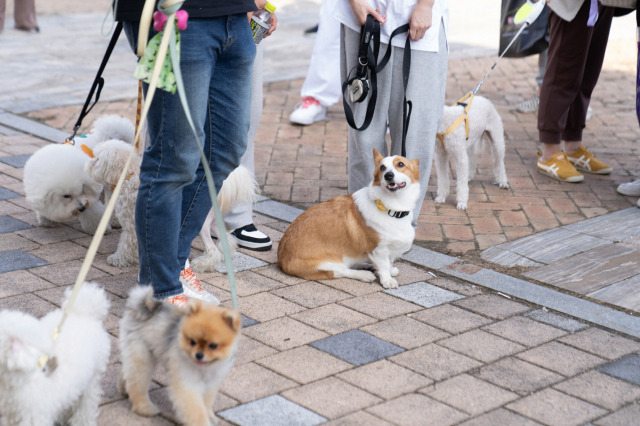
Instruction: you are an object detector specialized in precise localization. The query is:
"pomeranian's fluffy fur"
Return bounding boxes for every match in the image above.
[119,286,241,425]
[0,283,111,426]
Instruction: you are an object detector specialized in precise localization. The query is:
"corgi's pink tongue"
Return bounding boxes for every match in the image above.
[387,182,406,191]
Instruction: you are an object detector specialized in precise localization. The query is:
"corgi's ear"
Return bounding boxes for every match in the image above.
[373,148,383,164]
[411,158,420,169]
[222,309,241,333]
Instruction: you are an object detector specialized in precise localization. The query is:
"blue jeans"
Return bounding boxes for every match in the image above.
[124,16,255,298]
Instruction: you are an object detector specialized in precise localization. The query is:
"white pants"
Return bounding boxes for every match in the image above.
[300,0,342,107]
[341,24,448,227]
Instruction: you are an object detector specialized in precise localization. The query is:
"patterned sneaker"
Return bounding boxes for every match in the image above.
[165,294,189,307]
[537,151,584,183]
[565,146,612,175]
[516,95,539,114]
[230,224,272,251]
[617,178,640,196]
[180,261,220,305]
[289,97,326,125]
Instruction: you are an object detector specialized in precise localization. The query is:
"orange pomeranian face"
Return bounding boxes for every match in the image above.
[179,303,241,366]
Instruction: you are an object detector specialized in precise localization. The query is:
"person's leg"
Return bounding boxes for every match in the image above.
[388,21,448,227]
[341,25,391,194]
[177,15,255,266]
[14,0,38,30]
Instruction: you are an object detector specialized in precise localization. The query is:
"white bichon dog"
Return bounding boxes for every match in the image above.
[71,114,135,152]
[85,139,141,267]
[0,283,111,426]
[434,95,509,210]
[23,143,106,235]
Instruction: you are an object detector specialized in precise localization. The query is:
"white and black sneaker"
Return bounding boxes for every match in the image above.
[230,224,272,251]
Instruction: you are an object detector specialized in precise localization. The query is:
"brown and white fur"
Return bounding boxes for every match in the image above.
[278,148,420,289]
[118,286,241,426]
[434,95,509,210]
[85,139,141,267]
[190,166,259,273]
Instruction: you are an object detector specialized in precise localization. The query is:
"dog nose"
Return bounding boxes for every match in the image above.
[384,171,394,181]
[77,205,86,213]
[195,352,204,361]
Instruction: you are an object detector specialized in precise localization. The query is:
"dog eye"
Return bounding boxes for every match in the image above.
[380,165,386,172]
[397,162,405,167]
[208,343,218,350]
[63,195,71,199]
[189,339,196,346]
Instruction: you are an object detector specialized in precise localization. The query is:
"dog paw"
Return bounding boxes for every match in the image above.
[380,276,398,289]
[354,270,377,282]
[391,266,399,277]
[456,202,468,211]
[498,181,510,189]
[107,253,132,268]
[133,401,160,417]
[434,195,446,204]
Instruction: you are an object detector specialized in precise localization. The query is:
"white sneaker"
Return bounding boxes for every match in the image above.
[617,178,640,197]
[180,260,220,305]
[289,97,326,125]
[586,106,593,121]
[516,95,539,114]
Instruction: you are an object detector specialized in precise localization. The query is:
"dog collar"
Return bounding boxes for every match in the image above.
[375,199,410,219]
[110,173,135,190]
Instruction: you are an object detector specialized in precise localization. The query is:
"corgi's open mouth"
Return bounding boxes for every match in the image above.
[386,182,406,191]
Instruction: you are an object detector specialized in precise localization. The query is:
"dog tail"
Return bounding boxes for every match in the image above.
[61,282,110,321]
[92,115,136,145]
[123,285,169,322]
[218,166,259,214]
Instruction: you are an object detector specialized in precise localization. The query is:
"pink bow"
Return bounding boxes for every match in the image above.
[153,10,189,32]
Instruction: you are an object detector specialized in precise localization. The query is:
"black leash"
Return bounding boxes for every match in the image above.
[66,21,123,142]
[342,17,412,157]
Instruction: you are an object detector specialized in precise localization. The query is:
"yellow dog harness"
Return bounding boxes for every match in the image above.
[436,92,474,148]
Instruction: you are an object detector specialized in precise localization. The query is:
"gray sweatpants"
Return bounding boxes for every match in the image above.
[340,23,448,226]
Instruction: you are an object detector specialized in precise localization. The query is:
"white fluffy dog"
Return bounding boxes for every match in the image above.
[72,114,135,151]
[434,95,509,210]
[0,283,111,426]
[24,143,106,235]
[191,166,259,273]
[85,139,141,267]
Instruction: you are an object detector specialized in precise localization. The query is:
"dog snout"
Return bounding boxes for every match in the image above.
[77,205,87,213]
[195,352,204,361]
[384,171,395,181]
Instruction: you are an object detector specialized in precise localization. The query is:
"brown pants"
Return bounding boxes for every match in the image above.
[538,1,614,144]
[0,0,38,32]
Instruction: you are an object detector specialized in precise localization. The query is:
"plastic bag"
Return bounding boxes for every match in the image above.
[500,0,549,58]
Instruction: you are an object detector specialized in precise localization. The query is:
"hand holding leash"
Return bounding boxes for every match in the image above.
[408,0,433,41]
[348,0,386,25]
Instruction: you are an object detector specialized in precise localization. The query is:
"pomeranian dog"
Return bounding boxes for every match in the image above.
[190,165,259,274]
[85,139,141,267]
[0,283,111,426]
[434,95,509,210]
[23,143,106,235]
[278,148,420,289]
[119,286,241,425]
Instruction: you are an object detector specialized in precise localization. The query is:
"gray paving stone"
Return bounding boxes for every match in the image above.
[218,394,326,426]
[0,154,30,168]
[0,249,48,273]
[0,124,21,136]
[401,245,459,270]
[310,329,404,366]
[563,207,640,241]
[480,246,544,267]
[254,199,303,223]
[524,309,587,332]
[0,216,32,234]
[597,354,640,385]
[215,252,268,273]
[0,111,69,142]
[385,281,465,308]
[0,187,20,201]
[242,314,259,328]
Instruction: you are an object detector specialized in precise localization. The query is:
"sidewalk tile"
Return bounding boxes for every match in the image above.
[338,360,432,399]
[438,329,525,363]
[291,303,377,335]
[390,344,482,381]
[506,388,607,426]
[0,293,57,317]
[516,341,605,376]
[411,304,494,333]
[366,393,468,426]
[242,317,329,351]
[482,316,567,346]
[256,346,352,384]
[422,374,519,415]
[221,362,297,403]
[453,294,532,320]
[554,370,640,410]
[524,309,587,332]
[475,357,563,394]
[0,249,48,274]
[324,411,393,426]
[29,260,107,286]
[559,328,640,360]
[218,395,326,426]
[253,264,307,285]
[593,403,640,426]
[233,335,278,366]
[310,330,404,366]
[319,277,383,296]
[16,225,86,244]
[212,270,286,296]
[26,240,89,263]
[457,408,541,426]
[97,400,175,425]
[0,215,31,233]
[0,270,54,298]
[597,354,640,385]
[362,316,450,349]
[272,282,351,308]
[282,377,382,419]
[0,187,20,200]
[236,292,305,322]
[215,252,268,273]
[338,292,421,320]
[384,281,465,308]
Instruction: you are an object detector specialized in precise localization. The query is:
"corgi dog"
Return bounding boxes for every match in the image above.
[278,148,420,289]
